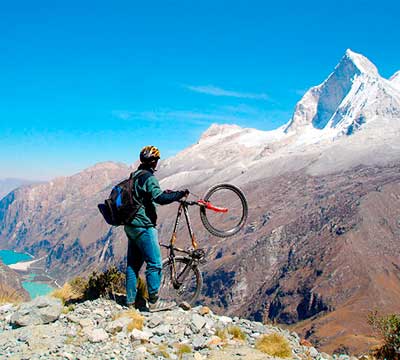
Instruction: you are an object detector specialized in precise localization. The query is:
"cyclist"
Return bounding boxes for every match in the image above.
[125,145,188,311]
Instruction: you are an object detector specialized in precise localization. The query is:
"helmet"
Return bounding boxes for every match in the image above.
[140,145,160,163]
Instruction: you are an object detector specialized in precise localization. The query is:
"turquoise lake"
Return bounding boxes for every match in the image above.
[0,249,32,265]
[0,249,54,299]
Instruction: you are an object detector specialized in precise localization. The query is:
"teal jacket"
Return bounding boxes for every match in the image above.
[128,165,185,228]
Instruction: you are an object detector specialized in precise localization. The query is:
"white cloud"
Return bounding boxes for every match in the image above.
[185,85,270,100]
[112,109,245,124]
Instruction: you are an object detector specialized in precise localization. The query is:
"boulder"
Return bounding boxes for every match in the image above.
[10,296,62,327]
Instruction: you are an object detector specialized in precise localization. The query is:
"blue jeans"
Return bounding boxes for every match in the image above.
[124,226,162,305]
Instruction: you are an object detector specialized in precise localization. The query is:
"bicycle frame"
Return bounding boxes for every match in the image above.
[169,200,199,250]
[162,200,205,290]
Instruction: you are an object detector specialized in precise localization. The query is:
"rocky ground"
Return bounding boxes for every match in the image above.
[0,296,364,360]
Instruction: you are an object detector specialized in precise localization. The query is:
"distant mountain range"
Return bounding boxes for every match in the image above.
[0,178,41,200]
[1,50,399,354]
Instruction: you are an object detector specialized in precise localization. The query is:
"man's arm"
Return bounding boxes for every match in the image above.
[154,190,187,205]
[144,176,187,205]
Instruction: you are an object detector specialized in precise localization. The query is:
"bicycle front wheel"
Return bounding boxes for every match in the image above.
[158,257,203,306]
[200,183,248,238]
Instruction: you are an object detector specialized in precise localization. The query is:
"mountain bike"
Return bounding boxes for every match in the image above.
[158,183,248,305]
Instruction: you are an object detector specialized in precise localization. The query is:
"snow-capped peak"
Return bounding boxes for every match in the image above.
[283,48,396,140]
[199,123,242,142]
[389,70,400,90]
[343,48,379,76]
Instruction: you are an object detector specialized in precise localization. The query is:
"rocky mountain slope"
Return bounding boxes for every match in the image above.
[0,296,357,360]
[0,178,39,201]
[0,50,399,353]
[0,260,29,303]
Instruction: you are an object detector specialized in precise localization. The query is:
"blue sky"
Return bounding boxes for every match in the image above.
[1,0,399,180]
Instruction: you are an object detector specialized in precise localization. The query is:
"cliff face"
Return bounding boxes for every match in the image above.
[0,162,131,282]
[196,163,400,353]
[0,259,29,302]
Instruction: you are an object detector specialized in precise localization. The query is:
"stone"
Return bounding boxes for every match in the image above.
[206,335,223,349]
[320,353,333,360]
[218,316,233,325]
[198,307,210,316]
[184,326,193,336]
[191,314,206,331]
[309,346,319,358]
[301,338,313,347]
[93,308,105,317]
[130,328,151,342]
[338,356,350,360]
[0,304,14,313]
[84,327,109,343]
[62,352,75,360]
[66,314,80,323]
[179,302,191,311]
[192,335,207,349]
[147,315,163,328]
[106,317,132,334]
[153,324,171,336]
[194,352,205,360]
[79,318,94,328]
[10,296,62,327]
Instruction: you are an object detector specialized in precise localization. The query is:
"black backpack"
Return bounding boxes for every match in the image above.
[97,170,152,226]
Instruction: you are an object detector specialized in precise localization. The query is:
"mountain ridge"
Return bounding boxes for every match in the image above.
[1,49,399,353]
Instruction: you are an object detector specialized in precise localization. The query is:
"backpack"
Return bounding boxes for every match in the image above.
[97,170,152,226]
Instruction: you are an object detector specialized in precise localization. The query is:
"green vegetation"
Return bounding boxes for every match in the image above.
[368,311,400,360]
[255,333,292,358]
[52,266,126,303]
[84,266,125,300]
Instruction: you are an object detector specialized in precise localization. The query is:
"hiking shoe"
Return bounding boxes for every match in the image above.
[126,301,149,312]
[148,298,176,312]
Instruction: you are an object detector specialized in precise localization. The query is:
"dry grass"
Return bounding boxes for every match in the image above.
[227,325,247,341]
[113,309,144,331]
[52,281,85,303]
[175,344,192,359]
[255,333,292,358]
[215,327,228,341]
[214,326,246,342]
[157,344,170,358]
[0,283,24,304]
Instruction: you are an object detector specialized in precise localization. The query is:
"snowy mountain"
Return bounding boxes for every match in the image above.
[1,49,400,354]
[284,49,400,143]
[158,49,400,190]
[390,70,400,89]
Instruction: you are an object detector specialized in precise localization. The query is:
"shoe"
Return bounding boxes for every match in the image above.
[126,301,149,312]
[148,298,176,312]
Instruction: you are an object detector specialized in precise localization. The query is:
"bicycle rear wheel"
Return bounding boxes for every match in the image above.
[158,257,203,305]
[200,183,248,238]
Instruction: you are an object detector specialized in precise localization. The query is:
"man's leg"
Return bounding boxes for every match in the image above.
[125,227,144,306]
[138,227,163,301]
